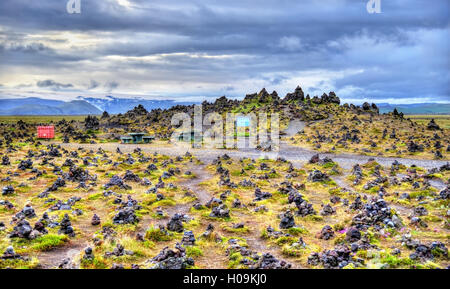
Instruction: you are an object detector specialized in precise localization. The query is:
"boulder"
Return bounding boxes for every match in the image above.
[167,213,184,233]
[150,243,194,269]
[113,208,138,225]
[181,231,196,246]
[279,211,295,229]
[91,214,101,226]
[209,204,230,218]
[59,214,75,237]
[317,225,335,240]
[427,119,441,130]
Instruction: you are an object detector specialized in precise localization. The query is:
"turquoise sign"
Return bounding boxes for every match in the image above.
[236,117,251,127]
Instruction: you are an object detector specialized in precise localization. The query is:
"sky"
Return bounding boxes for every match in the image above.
[0,0,448,104]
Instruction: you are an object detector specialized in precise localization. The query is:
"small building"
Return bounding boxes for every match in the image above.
[37,126,55,139]
[121,133,154,144]
[178,131,198,142]
[143,136,155,143]
[129,132,146,143]
[120,136,133,144]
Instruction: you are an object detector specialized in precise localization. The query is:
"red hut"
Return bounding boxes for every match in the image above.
[37,126,55,139]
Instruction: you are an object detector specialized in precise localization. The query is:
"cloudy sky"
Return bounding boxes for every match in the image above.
[0,0,448,104]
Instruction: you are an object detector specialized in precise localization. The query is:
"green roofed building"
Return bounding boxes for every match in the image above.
[121,133,154,144]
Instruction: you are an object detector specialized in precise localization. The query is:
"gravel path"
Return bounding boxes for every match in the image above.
[54,119,449,170]
[57,140,448,171]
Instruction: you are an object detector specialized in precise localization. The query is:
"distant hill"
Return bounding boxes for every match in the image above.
[77,96,197,114]
[0,99,102,115]
[0,96,197,115]
[378,103,450,115]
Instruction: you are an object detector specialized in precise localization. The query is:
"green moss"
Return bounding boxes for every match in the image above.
[409,189,436,199]
[332,223,345,231]
[342,263,356,269]
[333,234,346,245]
[275,236,296,246]
[227,252,244,269]
[145,227,174,242]
[281,244,306,257]
[356,250,368,259]
[415,261,442,269]
[260,228,269,239]
[222,225,250,234]
[380,255,415,268]
[186,246,203,258]
[15,234,69,253]
[0,257,40,269]
[150,199,176,208]
[322,162,336,169]
[422,215,442,223]
[304,215,324,222]
[81,256,109,269]
[88,193,103,200]
[287,227,308,236]
[231,170,243,176]
[367,186,380,194]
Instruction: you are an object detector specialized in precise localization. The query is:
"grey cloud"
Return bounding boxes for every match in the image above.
[105,81,119,91]
[37,79,73,89]
[0,0,448,102]
[88,80,100,90]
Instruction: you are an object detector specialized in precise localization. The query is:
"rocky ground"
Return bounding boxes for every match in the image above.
[0,87,448,269]
[0,140,448,269]
[2,86,447,162]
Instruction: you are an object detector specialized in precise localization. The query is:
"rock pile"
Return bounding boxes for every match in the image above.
[1,246,21,260]
[150,243,194,269]
[352,198,402,230]
[254,188,272,201]
[308,245,359,269]
[91,214,101,226]
[288,192,316,216]
[18,159,33,170]
[181,231,196,246]
[2,185,14,196]
[317,225,335,240]
[352,164,363,185]
[279,211,295,229]
[209,204,230,218]
[1,156,10,166]
[427,119,441,130]
[308,170,330,182]
[113,207,138,224]
[104,175,132,190]
[167,213,184,232]
[15,204,36,219]
[10,219,33,239]
[105,244,134,258]
[320,204,336,216]
[58,214,75,237]
[250,253,292,269]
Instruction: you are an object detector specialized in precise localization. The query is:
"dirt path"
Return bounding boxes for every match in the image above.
[53,118,450,171]
[35,221,100,269]
[35,240,87,269]
[180,163,212,205]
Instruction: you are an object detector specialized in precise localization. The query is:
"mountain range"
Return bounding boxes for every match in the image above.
[0,96,448,116]
[76,96,196,114]
[0,98,102,115]
[0,96,197,115]
[377,103,450,115]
